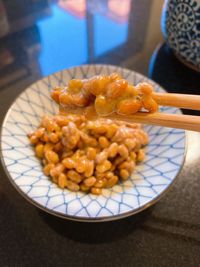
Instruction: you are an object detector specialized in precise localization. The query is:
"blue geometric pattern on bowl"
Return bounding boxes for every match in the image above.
[162,0,200,69]
[0,65,186,221]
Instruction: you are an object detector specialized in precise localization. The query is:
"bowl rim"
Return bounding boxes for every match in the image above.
[0,64,187,222]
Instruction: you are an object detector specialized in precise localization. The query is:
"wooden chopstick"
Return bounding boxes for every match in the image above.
[59,97,200,132]
[60,106,200,132]
[152,93,200,111]
[107,112,200,132]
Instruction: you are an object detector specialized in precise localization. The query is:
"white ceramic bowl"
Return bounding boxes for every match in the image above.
[0,65,186,222]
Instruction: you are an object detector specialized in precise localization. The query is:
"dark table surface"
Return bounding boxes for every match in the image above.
[0,1,200,266]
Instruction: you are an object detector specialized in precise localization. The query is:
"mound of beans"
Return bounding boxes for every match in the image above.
[51,73,158,116]
[28,114,148,194]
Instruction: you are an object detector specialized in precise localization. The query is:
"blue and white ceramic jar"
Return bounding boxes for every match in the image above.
[161,0,200,71]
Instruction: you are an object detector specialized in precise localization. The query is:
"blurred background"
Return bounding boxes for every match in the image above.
[0,0,164,89]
